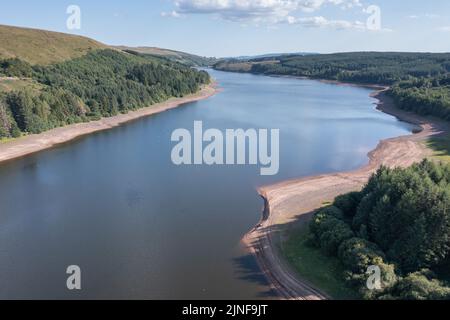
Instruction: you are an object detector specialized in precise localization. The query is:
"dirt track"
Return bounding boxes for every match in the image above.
[243,89,447,300]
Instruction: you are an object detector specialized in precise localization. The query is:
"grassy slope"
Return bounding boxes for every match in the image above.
[0,25,107,65]
[427,134,450,163]
[281,226,360,300]
[0,25,214,68]
[114,46,216,67]
[0,78,43,93]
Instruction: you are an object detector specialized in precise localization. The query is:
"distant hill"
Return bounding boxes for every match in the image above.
[214,51,450,125]
[230,52,317,61]
[0,25,107,65]
[214,52,450,83]
[0,25,217,68]
[115,46,217,67]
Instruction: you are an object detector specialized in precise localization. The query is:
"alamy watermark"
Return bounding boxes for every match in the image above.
[66,265,81,290]
[171,121,280,176]
[366,265,382,290]
[66,5,81,30]
[365,5,381,31]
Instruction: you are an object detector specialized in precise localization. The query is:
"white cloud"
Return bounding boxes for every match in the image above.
[425,13,439,18]
[288,15,365,30]
[407,13,440,19]
[161,0,395,32]
[164,0,365,26]
[339,0,363,10]
[161,10,182,18]
[438,26,450,32]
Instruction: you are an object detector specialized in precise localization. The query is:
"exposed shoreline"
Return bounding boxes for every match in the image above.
[0,83,218,164]
[243,87,447,300]
[1,72,446,299]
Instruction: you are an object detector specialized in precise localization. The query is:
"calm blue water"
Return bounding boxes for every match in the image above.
[0,70,414,299]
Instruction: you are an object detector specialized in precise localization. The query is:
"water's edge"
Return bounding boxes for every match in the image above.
[245,87,438,300]
[0,83,218,165]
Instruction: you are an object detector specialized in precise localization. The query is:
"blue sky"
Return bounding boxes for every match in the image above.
[1,0,449,57]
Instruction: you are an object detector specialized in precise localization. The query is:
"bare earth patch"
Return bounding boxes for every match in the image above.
[243,88,448,300]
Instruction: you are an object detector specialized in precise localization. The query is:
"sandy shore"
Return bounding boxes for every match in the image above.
[0,83,218,164]
[243,88,448,300]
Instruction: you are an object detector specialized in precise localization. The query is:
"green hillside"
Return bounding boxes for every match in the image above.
[0,25,107,65]
[215,52,450,122]
[0,25,215,67]
[115,46,217,67]
[309,160,450,300]
[214,52,450,84]
[0,25,210,139]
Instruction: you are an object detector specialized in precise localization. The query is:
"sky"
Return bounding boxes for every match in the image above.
[0,0,450,57]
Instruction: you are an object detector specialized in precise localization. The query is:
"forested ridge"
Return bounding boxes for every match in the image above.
[0,49,210,138]
[309,160,450,299]
[116,46,217,67]
[214,52,450,121]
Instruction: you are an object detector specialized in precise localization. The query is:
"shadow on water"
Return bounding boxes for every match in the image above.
[232,254,278,298]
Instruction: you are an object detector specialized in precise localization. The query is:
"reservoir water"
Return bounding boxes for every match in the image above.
[0,70,414,299]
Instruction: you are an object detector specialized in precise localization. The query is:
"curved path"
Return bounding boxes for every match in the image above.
[243,89,446,300]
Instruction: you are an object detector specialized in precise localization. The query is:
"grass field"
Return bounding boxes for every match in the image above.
[0,24,106,65]
[0,136,17,143]
[280,226,360,300]
[0,77,43,93]
[427,133,450,163]
[114,46,216,67]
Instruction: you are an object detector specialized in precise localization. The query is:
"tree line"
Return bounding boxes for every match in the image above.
[309,160,450,299]
[0,49,210,138]
[214,52,450,122]
[390,76,450,120]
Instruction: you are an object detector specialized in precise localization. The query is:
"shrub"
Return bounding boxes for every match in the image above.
[338,238,397,297]
[0,58,33,77]
[318,221,354,256]
[310,206,344,240]
[310,206,354,255]
[334,192,362,219]
[338,238,385,273]
[383,270,450,300]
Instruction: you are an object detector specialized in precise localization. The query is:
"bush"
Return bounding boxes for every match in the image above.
[344,261,398,299]
[338,238,385,273]
[334,191,362,219]
[310,206,354,256]
[338,238,397,297]
[319,221,354,256]
[0,100,12,138]
[318,206,344,220]
[383,270,450,300]
[0,58,33,77]
[310,206,343,240]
